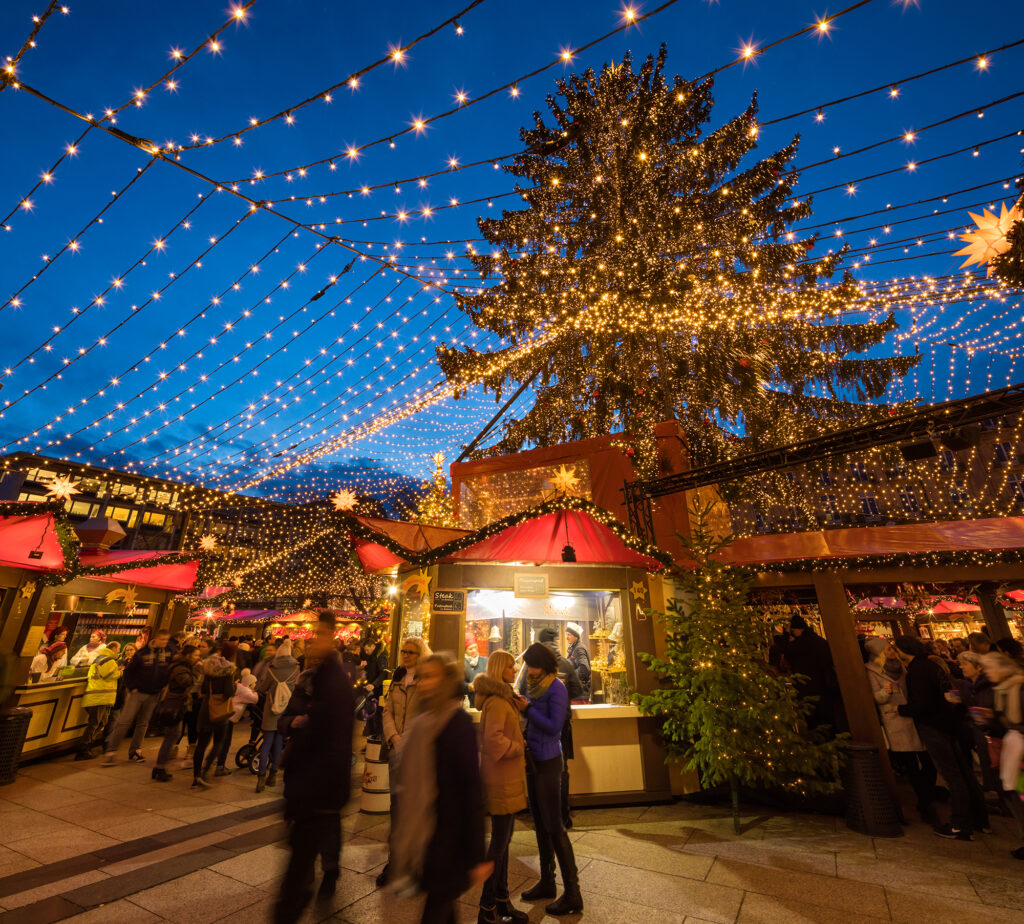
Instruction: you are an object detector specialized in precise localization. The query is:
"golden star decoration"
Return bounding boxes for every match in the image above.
[331,488,357,511]
[630,579,649,603]
[19,580,37,599]
[104,585,138,613]
[954,201,1022,275]
[431,452,446,470]
[199,535,218,551]
[44,475,81,502]
[401,569,431,599]
[551,464,581,496]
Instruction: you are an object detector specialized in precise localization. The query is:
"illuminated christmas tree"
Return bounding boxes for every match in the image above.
[408,453,458,528]
[438,47,916,475]
[635,503,843,832]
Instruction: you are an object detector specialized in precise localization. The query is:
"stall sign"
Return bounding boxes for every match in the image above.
[432,590,466,614]
[514,574,549,599]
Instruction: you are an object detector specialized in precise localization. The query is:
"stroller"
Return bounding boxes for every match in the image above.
[234,699,265,774]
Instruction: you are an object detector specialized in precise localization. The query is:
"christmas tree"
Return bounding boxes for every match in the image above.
[438,47,917,475]
[635,503,844,832]
[403,453,458,528]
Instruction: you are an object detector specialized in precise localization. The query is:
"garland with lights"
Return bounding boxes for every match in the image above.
[635,502,845,833]
[438,46,918,478]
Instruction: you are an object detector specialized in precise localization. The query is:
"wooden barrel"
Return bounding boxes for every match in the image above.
[360,756,391,815]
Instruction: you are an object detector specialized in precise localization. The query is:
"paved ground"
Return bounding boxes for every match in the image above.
[1,740,1023,924]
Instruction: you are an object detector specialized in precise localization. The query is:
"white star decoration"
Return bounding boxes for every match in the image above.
[44,475,81,501]
[331,488,357,511]
[954,202,1022,275]
[551,464,581,495]
[199,535,218,551]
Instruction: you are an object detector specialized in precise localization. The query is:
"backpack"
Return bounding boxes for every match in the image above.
[271,668,299,715]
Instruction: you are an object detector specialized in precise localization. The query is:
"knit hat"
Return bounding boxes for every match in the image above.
[789,614,809,630]
[566,622,583,639]
[864,637,890,658]
[537,627,558,644]
[276,638,293,657]
[240,667,257,688]
[894,635,926,658]
[465,632,478,650]
[91,629,106,642]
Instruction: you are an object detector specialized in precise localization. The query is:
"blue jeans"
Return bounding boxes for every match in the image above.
[260,729,284,775]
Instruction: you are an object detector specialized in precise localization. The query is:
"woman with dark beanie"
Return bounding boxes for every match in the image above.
[515,642,581,916]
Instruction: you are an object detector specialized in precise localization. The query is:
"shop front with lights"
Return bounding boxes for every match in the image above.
[381,502,677,807]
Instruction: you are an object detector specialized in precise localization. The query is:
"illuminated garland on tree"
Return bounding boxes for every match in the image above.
[438,46,918,477]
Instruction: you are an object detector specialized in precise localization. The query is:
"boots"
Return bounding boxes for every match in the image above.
[266,769,278,787]
[495,898,529,922]
[152,767,173,782]
[214,766,232,777]
[521,879,556,902]
[545,888,584,916]
[255,774,266,794]
[477,906,501,924]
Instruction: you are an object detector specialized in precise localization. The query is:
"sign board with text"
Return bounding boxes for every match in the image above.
[431,589,466,614]
[514,573,549,599]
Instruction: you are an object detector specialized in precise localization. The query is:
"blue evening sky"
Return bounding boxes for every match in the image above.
[1,0,1021,499]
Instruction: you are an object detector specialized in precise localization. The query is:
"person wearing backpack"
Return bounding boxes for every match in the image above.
[255,638,300,793]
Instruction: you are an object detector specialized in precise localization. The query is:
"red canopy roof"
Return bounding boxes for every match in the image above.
[447,509,663,569]
[0,513,68,572]
[78,549,200,592]
[352,515,470,573]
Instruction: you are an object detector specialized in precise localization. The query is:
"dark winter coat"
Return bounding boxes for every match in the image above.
[567,640,591,699]
[963,671,1002,738]
[159,656,197,722]
[281,653,355,820]
[420,708,487,902]
[363,643,388,698]
[898,655,959,734]
[122,644,173,694]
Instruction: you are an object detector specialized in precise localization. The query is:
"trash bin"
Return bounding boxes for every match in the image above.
[0,708,32,786]
[842,741,903,837]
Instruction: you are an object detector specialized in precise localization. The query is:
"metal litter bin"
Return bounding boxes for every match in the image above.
[0,708,32,786]
[842,741,903,837]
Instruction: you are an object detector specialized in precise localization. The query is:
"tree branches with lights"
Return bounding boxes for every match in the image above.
[438,46,917,476]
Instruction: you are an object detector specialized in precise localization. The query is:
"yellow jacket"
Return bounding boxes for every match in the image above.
[82,648,122,708]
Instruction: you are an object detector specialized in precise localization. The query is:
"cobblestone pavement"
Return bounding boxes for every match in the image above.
[1,740,1023,923]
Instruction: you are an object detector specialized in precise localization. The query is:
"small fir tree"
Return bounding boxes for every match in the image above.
[438,46,916,476]
[636,503,844,832]
[411,454,458,528]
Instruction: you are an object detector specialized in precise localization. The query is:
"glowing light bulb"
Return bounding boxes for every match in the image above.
[976,56,989,70]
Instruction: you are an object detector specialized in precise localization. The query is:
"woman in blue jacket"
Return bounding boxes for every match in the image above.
[515,643,582,916]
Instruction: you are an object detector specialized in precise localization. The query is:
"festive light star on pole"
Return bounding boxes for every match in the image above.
[44,474,81,501]
[551,464,581,495]
[199,534,218,551]
[331,488,358,511]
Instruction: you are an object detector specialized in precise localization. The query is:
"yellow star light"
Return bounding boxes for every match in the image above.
[953,202,1022,275]
[44,475,81,501]
[551,464,581,495]
[331,488,357,511]
[199,535,218,551]
[630,579,649,603]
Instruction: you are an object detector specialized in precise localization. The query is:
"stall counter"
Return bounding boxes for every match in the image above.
[12,678,89,760]
[567,703,646,800]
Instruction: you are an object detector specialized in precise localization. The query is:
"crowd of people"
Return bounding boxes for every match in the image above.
[52,616,581,924]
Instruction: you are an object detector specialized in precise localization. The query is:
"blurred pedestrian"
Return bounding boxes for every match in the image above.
[191,640,237,788]
[390,654,490,924]
[255,638,300,793]
[103,628,172,764]
[474,651,528,924]
[516,643,582,916]
[274,615,354,923]
[151,644,200,781]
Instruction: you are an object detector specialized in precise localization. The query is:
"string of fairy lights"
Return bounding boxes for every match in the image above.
[0,0,1021,547]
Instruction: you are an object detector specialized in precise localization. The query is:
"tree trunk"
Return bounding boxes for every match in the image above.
[730,777,740,835]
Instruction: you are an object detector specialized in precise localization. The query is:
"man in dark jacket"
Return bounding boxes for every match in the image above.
[522,627,583,828]
[565,622,591,701]
[895,635,988,839]
[274,615,354,924]
[785,615,840,732]
[102,628,172,764]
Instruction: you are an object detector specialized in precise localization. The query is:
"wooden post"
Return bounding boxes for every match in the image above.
[977,582,1011,642]
[812,571,900,802]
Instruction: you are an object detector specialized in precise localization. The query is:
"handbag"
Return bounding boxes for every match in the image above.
[207,692,234,723]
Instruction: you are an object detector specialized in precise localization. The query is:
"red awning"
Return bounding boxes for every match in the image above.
[78,549,200,592]
[0,513,68,573]
[351,515,471,573]
[446,509,663,569]
[355,541,406,572]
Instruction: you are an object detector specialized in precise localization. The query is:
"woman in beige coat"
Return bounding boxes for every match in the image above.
[474,650,528,924]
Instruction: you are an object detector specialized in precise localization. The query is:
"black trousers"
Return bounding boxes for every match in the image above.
[79,705,110,754]
[274,810,341,924]
[193,719,229,778]
[421,891,456,924]
[526,755,577,889]
[480,813,515,907]
[917,724,988,833]
[889,749,938,819]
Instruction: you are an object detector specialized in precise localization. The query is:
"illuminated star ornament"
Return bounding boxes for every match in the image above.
[954,202,1023,275]
[19,580,37,600]
[401,568,432,599]
[551,464,581,496]
[331,488,358,511]
[630,579,649,604]
[199,535,218,551]
[44,475,81,501]
[105,585,138,613]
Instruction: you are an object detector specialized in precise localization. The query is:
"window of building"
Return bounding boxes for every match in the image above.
[142,511,166,527]
[1009,474,1024,503]
[849,461,870,483]
[68,500,94,517]
[819,470,834,486]
[939,449,956,472]
[860,493,881,516]
[994,441,1013,464]
[105,506,138,527]
[16,491,46,502]
[754,511,770,532]
[899,488,921,513]
[950,481,971,509]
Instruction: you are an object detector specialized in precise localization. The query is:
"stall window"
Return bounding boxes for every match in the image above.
[465,589,631,704]
[994,442,1014,464]
[899,487,921,513]
[105,506,138,527]
[142,511,166,527]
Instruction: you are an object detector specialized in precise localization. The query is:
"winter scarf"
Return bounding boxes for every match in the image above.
[994,673,1024,728]
[390,696,461,895]
[883,658,903,681]
[526,671,555,702]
